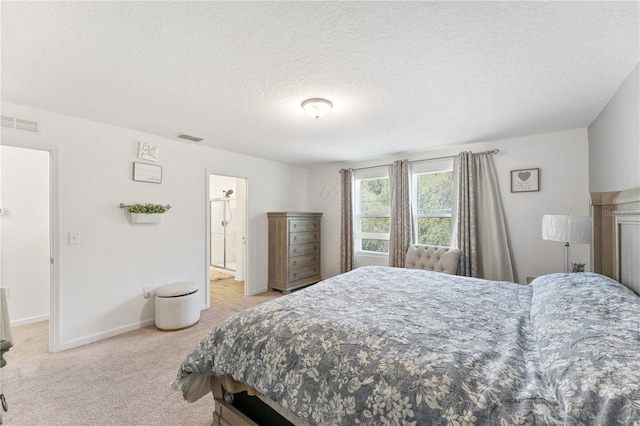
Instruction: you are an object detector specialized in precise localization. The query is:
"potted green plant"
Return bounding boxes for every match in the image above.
[570,262,585,273]
[128,203,167,223]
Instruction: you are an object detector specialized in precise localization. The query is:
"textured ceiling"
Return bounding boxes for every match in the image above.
[2,1,638,167]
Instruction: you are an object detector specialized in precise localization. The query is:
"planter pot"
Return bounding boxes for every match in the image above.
[130,213,163,224]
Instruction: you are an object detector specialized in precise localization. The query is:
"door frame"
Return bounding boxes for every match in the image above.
[1,141,60,352]
[204,169,249,306]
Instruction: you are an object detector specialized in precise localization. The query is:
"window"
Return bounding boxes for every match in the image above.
[411,159,454,246]
[353,159,454,256]
[355,168,390,254]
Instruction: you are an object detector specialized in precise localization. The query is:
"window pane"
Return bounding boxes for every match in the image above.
[361,217,389,233]
[360,178,390,215]
[417,217,451,246]
[362,239,389,253]
[417,172,453,215]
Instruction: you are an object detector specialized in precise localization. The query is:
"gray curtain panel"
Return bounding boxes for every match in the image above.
[455,152,478,277]
[339,168,355,273]
[454,152,516,281]
[389,160,412,267]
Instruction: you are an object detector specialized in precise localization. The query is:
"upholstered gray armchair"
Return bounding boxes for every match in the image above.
[404,244,462,275]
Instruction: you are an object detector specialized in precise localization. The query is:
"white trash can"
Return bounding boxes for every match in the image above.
[155,282,200,331]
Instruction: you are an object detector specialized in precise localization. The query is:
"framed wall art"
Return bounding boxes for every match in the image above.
[511,168,539,192]
[133,162,162,184]
[137,142,158,162]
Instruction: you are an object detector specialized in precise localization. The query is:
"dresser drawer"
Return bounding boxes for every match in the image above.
[289,242,319,257]
[289,254,319,268]
[289,220,320,233]
[289,231,319,245]
[289,264,320,282]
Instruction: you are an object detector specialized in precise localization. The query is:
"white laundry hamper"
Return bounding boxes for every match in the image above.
[155,282,201,331]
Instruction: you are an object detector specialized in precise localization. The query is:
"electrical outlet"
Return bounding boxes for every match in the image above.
[143,285,152,299]
[68,232,80,244]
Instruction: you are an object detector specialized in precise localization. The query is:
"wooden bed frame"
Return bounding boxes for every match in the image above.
[591,187,640,294]
[208,186,640,426]
[209,376,307,426]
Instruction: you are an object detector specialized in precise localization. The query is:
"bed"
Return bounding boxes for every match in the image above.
[173,188,640,425]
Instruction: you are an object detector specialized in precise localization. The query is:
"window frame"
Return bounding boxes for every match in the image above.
[352,159,455,256]
[354,166,390,256]
[410,158,455,246]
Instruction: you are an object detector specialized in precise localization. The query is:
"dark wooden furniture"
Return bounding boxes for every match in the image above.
[268,212,322,293]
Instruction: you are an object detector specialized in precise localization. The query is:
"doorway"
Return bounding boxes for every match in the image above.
[207,173,247,304]
[0,145,53,352]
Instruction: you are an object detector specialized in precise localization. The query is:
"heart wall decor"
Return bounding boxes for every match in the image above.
[517,171,531,182]
[511,168,540,193]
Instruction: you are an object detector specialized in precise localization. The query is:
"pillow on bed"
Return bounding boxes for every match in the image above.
[404,244,462,275]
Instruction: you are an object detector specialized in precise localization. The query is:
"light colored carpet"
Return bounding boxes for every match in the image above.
[1,292,280,425]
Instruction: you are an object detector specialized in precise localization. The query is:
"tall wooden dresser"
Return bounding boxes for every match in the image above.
[268,212,322,293]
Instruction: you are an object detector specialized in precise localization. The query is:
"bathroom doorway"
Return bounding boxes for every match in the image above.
[208,174,247,303]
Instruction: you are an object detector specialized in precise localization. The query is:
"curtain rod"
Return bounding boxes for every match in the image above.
[351,149,500,172]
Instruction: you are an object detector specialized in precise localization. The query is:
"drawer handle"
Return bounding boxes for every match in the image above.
[313,268,317,273]
[314,234,318,239]
[293,248,297,253]
[293,223,297,228]
[313,257,317,262]
[293,273,297,278]
[293,260,297,266]
[293,236,297,241]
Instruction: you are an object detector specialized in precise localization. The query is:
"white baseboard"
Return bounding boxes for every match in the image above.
[11,313,49,327]
[57,317,156,352]
[57,305,211,352]
[246,286,268,296]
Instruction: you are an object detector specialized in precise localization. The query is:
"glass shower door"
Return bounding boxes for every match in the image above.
[210,199,236,271]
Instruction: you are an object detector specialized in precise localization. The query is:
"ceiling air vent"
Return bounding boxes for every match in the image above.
[176,133,204,143]
[1,114,40,134]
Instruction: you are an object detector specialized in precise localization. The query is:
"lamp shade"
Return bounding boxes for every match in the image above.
[541,214,592,244]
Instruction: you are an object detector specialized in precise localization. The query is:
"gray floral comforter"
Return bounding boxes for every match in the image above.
[174,266,640,425]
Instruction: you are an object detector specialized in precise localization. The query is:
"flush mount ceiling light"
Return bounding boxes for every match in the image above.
[301,98,333,119]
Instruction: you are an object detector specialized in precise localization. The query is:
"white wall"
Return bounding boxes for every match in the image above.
[1,102,309,351]
[0,146,50,325]
[588,62,640,192]
[309,128,591,284]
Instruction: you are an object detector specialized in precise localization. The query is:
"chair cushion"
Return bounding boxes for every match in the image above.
[404,244,462,275]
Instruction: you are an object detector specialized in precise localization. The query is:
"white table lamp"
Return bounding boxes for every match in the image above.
[541,214,592,273]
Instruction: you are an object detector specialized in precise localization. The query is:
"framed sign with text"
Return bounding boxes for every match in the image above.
[511,168,539,192]
[133,162,162,184]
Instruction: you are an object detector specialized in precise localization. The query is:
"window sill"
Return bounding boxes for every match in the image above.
[355,251,389,258]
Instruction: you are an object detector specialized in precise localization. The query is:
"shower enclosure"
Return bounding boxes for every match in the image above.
[210,192,236,271]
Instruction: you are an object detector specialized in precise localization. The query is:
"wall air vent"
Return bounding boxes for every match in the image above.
[1,115,40,134]
[176,133,204,142]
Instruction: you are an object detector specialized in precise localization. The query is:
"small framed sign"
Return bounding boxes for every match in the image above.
[137,142,158,162]
[511,168,539,192]
[133,162,162,184]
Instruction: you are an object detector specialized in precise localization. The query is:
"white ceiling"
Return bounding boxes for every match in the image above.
[2,1,638,167]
